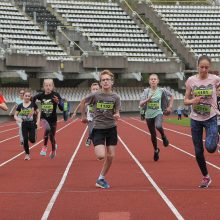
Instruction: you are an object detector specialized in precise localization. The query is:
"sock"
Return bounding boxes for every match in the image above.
[98,174,105,180]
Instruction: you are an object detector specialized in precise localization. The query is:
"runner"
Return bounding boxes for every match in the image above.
[14,90,40,160]
[81,70,121,189]
[140,74,174,161]
[184,55,220,188]
[33,79,63,159]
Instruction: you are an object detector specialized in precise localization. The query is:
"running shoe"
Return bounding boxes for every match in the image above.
[96,179,110,189]
[40,146,47,156]
[218,147,220,154]
[49,144,58,159]
[24,154,30,160]
[85,138,91,147]
[199,176,212,188]
[162,136,169,147]
[154,148,160,161]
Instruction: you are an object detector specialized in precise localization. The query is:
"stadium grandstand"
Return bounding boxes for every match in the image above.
[0,0,219,114]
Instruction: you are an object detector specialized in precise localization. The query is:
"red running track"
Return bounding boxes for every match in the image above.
[0,116,220,220]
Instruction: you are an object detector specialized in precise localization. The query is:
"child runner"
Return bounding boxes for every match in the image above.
[72,83,100,147]
[84,83,100,147]
[81,70,121,189]
[184,55,220,188]
[14,90,40,160]
[217,85,220,153]
[9,89,24,145]
[33,79,63,159]
[140,74,174,161]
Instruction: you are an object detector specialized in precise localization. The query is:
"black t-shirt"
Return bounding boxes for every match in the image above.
[217,96,220,111]
[16,102,38,122]
[33,91,62,122]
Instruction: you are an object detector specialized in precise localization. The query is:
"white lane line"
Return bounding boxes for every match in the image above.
[41,127,87,220]
[118,135,184,220]
[0,127,18,134]
[120,119,220,171]
[0,119,78,167]
[0,122,16,128]
[0,119,64,144]
[131,117,192,138]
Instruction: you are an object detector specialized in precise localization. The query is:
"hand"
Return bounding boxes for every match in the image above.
[81,117,88,124]
[71,113,76,119]
[192,96,203,104]
[53,95,59,104]
[16,118,22,123]
[113,113,120,121]
[165,106,172,114]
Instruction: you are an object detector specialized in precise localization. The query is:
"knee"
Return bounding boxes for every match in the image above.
[156,125,162,131]
[97,155,105,161]
[107,152,115,161]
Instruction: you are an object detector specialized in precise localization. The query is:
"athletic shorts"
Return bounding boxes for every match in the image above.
[92,126,117,147]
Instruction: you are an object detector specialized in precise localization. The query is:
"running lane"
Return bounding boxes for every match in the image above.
[118,118,220,219]
[0,120,85,220]
[45,127,180,220]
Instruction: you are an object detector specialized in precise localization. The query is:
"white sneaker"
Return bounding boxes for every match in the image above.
[24,154,30,160]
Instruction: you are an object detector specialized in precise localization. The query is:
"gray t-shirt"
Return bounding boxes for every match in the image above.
[85,91,121,129]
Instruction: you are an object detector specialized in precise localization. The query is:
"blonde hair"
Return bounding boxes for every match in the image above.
[43,79,54,87]
[100,70,114,81]
[149,73,159,80]
[23,89,31,95]
[91,82,99,88]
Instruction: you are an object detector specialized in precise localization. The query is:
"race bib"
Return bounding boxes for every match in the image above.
[96,101,114,111]
[193,89,213,97]
[147,101,160,110]
[193,103,211,116]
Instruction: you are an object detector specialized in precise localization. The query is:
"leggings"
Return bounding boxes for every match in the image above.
[146,114,165,150]
[41,119,57,151]
[22,121,36,154]
[191,116,218,176]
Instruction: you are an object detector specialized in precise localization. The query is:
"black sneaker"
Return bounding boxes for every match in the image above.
[162,136,169,147]
[154,148,160,161]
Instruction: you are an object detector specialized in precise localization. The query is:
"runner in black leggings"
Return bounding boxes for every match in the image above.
[140,74,174,161]
[33,79,63,159]
[14,90,40,160]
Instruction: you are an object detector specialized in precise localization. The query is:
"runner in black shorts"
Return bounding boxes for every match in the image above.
[14,89,40,160]
[81,70,121,189]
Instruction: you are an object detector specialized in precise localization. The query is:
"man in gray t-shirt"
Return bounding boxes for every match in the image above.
[81,70,121,189]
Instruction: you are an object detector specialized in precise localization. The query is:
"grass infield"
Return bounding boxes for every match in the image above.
[164,116,190,127]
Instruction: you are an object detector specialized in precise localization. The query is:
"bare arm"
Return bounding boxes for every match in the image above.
[139,95,153,107]
[36,109,41,128]
[14,111,22,122]
[80,98,88,123]
[184,86,203,106]
[0,102,8,111]
[166,94,174,113]
[71,102,81,119]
